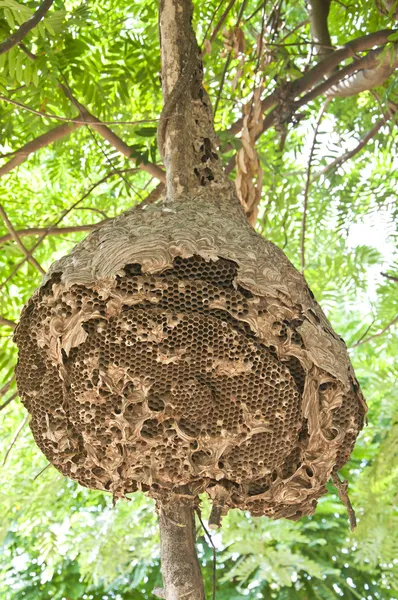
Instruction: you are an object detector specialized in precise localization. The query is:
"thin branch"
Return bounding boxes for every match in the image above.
[0,121,81,178]
[209,0,237,46]
[58,81,166,182]
[350,315,398,348]
[214,0,248,115]
[0,391,18,412]
[2,414,29,466]
[0,204,45,274]
[0,0,54,56]
[353,318,376,347]
[0,376,15,398]
[0,94,158,125]
[0,316,17,329]
[0,181,164,247]
[33,462,51,480]
[313,110,395,179]
[381,272,398,283]
[300,101,329,273]
[0,174,163,288]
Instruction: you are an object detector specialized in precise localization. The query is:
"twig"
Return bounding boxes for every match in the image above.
[381,272,398,283]
[208,0,237,46]
[58,80,166,183]
[0,391,18,412]
[353,318,376,347]
[195,508,217,600]
[300,101,329,273]
[33,463,51,480]
[214,0,248,116]
[350,315,398,348]
[0,0,54,56]
[0,316,17,329]
[0,94,158,125]
[0,174,162,289]
[313,110,395,179]
[0,204,45,274]
[2,414,29,466]
[0,376,15,398]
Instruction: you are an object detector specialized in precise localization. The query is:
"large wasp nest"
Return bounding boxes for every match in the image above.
[15,193,366,520]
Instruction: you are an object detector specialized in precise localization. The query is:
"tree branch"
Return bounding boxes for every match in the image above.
[381,271,398,283]
[0,121,81,178]
[350,315,398,348]
[0,316,17,329]
[326,43,398,97]
[0,391,18,412]
[307,0,333,58]
[58,82,166,182]
[224,28,397,138]
[313,108,396,178]
[2,414,29,466]
[0,204,45,274]
[0,0,54,56]
[259,42,398,134]
[0,224,103,247]
[206,0,237,49]
[0,94,158,126]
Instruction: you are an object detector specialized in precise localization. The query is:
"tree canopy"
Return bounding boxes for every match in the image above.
[0,0,397,598]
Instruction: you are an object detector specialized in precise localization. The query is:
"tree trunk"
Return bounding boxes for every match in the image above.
[156,0,218,597]
[157,499,205,599]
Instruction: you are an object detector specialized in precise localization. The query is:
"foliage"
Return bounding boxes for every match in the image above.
[0,0,398,598]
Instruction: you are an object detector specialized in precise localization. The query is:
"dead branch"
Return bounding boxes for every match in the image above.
[350,315,398,348]
[0,204,45,274]
[0,316,17,329]
[0,121,81,178]
[0,0,54,56]
[307,0,333,58]
[2,414,29,465]
[313,111,395,178]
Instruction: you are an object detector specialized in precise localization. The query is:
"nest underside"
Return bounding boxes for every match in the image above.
[15,252,365,521]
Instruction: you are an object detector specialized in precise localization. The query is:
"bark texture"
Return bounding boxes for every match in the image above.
[158,499,205,600]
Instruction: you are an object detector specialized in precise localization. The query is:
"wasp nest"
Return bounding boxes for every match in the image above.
[14,195,366,520]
